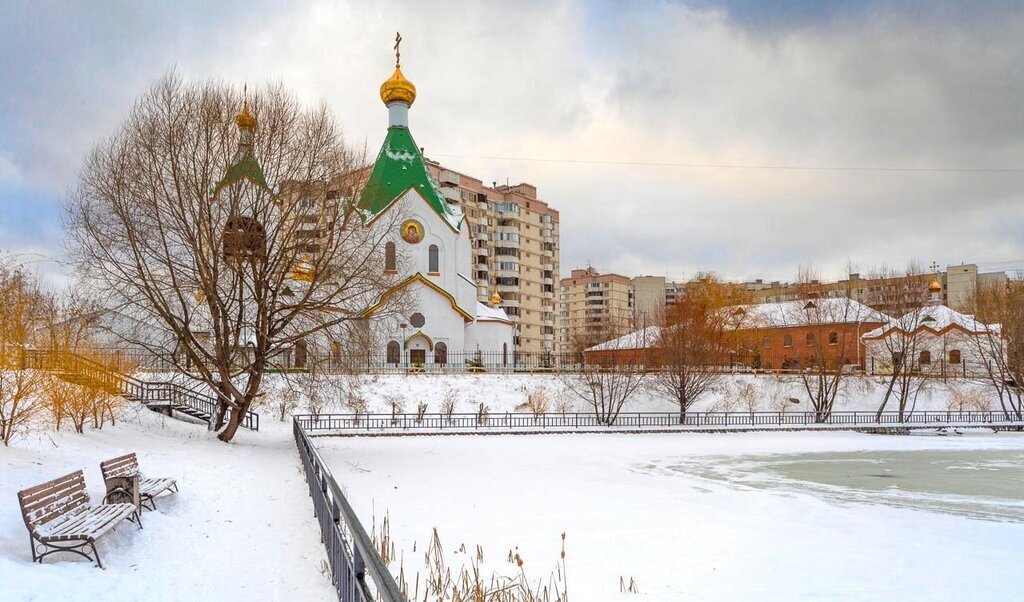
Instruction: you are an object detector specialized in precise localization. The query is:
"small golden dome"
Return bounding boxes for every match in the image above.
[490,290,502,305]
[929,278,941,293]
[235,101,256,130]
[380,67,416,107]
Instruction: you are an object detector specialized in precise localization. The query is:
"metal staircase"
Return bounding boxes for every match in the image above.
[24,349,259,431]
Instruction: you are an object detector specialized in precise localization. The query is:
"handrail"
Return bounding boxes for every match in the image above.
[295,409,1024,434]
[293,418,405,601]
[22,349,259,431]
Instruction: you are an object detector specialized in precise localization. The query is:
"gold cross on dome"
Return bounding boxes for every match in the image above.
[394,32,402,68]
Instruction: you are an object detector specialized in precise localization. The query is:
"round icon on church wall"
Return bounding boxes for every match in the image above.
[400,219,424,244]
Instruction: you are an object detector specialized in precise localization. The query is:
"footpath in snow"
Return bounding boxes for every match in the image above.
[0,409,334,602]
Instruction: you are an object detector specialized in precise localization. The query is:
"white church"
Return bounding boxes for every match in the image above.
[355,45,514,367]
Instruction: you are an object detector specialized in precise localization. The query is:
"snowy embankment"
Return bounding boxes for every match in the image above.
[257,371,997,416]
[0,409,334,602]
[320,431,1024,601]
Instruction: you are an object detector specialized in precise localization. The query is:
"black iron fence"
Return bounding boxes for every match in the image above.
[295,410,1024,434]
[293,418,405,601]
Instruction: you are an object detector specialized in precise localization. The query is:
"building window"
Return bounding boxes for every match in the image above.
[386,341,400,364]
[428,244,439,273]
[385,242,396,272]
[919,350,931,365]
[762,336,771,349]
[828,331,838,345]
[783,334,793,348]
[434,342,447,366]
[410,313,425,328]
[806,332,815,346]
[949,349,961,364]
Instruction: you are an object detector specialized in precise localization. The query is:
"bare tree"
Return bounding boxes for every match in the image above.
[0,261,47,445]
[967,275,1023,421]
[66,72,400,441]
[648,277,729,423]
[864,265,936,421]
[563,318,646,425]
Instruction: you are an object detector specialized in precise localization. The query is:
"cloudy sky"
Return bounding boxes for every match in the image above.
[2,0,1024,287]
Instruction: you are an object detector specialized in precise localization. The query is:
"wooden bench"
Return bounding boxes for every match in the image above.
[100,453,177,511]
[17,470,139,568]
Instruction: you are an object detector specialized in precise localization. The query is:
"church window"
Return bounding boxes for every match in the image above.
[949,349,961,364]
[828,331,839,345]
[806,332,815,346]
[410,313,425,328]
[783,334,793,348]
[428,244,439,273]
[434,342,448,366]
[385,242,396,271]
[762,336,771,349]
[919,350,931,365]
[386,341,400,364]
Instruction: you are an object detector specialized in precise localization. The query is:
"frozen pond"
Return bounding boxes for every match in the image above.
[322,432,1024,600]
[650,447,1024,522]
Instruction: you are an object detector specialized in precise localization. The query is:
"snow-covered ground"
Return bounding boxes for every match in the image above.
[0,410,334,602]
[320,431,1024,601]
[258,372,997,415]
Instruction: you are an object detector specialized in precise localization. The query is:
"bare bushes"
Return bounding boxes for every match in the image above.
[946,385,991,412]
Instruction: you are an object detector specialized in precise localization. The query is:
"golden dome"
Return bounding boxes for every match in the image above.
[380,67,416,107]
[929,278,942,293]
[490,290,502,305]
[235,101,256,130]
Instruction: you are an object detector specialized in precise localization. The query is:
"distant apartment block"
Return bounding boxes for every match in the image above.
[631,275,687,327]
[559,267,634,351]
[423,162,560,354]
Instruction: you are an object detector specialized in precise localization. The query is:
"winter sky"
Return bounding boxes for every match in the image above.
[2,0,1024,287]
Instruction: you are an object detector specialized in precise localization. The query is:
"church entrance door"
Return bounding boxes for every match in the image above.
[410,349,426,365]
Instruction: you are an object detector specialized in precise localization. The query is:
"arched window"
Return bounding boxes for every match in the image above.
[806,332,815,346]
[949,349,961,364]
[762,336,771,349]
[294,339,307,369]
[828,331,838,345]
[919,350,932,365]
[386,341,400,365]
[502,342,508,367]
[385,242,396,272]
[783,334,793,348]
[428,244,439,273]
[434,342,448,366]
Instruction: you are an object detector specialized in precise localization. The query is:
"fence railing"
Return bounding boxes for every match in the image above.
[22,349,259,431]
[293,418,405,602]
[295,410,1024,434]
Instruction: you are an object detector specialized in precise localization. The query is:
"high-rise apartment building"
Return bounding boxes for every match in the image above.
[559,268,634,351]
[630,275,687,327]
[423,162,560,353]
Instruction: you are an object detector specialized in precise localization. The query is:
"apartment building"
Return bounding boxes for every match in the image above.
[423,162,560,354]
[559,267,634,352]
[743,264,1007,314]
[631,275,687,327]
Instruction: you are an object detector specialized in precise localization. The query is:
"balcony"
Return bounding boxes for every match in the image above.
[441,187,460,202]
[475,247,489,257]
[496,269,519,278]
[496,282,518,293]
[472,231,489,242]
[500,298,520,307]
[476,278,490,287]
[542,263,554,271]
[439,170,460,186]
[543,277,553,285]
[543,290,554,299]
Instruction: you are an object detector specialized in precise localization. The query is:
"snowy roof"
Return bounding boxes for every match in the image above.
[863,303,999,339]
[585,326,662,352]
[475,302,513,324]
[726,298,888,329]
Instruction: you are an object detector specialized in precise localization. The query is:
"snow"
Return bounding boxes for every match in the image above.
[864,303,998,339]
[729,297,888,328]
[0,411,334,602]
[319,431,1024,600]
[586,325,661,351]
[474,301,513,323]
[259,372,1000,416]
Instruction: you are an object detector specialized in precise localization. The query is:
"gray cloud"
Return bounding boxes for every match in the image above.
[2,0,1023,287]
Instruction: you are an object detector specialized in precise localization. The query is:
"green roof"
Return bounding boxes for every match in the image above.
[211,155,276,200]
[358,126,461,231]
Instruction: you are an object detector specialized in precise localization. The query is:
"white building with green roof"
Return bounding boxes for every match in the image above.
[357,41,514,367]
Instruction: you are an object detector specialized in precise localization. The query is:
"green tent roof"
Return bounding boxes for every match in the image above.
[358,126,462,231]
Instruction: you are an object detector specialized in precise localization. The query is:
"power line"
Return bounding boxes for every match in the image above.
[433,153,1024,174]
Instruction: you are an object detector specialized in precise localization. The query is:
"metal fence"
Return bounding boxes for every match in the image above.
[293,418,405,601]
[295,410,1024,435]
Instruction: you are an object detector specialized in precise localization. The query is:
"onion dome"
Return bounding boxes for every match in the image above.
[929,278,941,293]
[235,101,256,130]
[380,67,416,106]
[490,289,502,305]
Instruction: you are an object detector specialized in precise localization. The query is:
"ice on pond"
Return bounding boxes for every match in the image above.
[648,448,1024,522]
